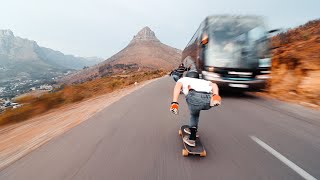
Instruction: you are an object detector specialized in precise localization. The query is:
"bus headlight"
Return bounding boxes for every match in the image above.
[202,71,220,78]
[256,74,271,79]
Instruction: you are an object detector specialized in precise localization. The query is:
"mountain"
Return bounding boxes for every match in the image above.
[38,47,103,70]
[0,29,103,80]
[0,29,103,97]
[62,27,181,84]
[107,27,181,70]
[269,19,320,107]
[0,30,54,81]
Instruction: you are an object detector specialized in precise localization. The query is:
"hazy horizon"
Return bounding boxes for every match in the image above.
[0,0,319,59]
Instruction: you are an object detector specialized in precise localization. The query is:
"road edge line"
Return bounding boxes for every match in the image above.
[250,135,317,180]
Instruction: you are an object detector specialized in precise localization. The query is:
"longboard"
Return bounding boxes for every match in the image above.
[179,125,206,157]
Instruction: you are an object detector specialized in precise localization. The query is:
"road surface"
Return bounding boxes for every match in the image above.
[1,77,320,180]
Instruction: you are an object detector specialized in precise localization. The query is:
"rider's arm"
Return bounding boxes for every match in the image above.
[209,82,221,106]
[209,82,219,95]
[172,82,183,102]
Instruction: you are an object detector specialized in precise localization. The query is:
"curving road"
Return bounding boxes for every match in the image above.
[1,77,320,180]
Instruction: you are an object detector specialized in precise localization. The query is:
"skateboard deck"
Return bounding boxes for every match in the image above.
[179,125,206,157]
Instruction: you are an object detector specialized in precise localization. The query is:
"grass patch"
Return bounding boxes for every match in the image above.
[0,70,166,126]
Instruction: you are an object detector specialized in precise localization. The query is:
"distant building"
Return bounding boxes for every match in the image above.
[2,100,20,109]
[64,71,73,75]
[4,100,12,107]
[52,84,61,89]
[40,85,53,91]
[13,104,22,109]
[0,107,5,113]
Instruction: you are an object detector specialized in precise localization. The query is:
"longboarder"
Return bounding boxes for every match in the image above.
[170,63,189,82]
[170,70,221,147]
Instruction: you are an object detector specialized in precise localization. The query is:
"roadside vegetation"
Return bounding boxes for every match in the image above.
[0,70,166,126]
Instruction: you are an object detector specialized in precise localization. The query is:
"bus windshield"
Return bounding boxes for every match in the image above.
[204,18,270,69]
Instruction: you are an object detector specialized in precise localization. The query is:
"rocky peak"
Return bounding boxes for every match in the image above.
[130,26,160,44]
[0,29,14,38]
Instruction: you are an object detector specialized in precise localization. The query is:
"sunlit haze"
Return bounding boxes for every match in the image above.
[0,0,319,58]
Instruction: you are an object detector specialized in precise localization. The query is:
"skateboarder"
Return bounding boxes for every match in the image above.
[170,63,189,82]
[170,71,221,147]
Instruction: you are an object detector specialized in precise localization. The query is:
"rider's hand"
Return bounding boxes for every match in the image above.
[170,102,179,115]
[210,95,222,107]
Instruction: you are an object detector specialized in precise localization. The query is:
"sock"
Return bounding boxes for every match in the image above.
[189,127,197,140]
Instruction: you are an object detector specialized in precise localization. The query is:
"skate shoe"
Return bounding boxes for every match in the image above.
[183,135,196,147]
[184,128,199,137]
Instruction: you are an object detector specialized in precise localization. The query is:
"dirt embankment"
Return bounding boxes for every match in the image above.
[0,71,166,126]
[267,20,320,108]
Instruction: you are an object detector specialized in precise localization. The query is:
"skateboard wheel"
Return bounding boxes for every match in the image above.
[182,149,189,157]
[178,130,182,136]
[200,150,207,157]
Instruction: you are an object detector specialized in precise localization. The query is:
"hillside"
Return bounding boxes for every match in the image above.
[38,47,102,70]
[0,30,103,97]
[268,19,320,107]
[62,27,181,84]
[0,30,102,79]
[0,70,166,125]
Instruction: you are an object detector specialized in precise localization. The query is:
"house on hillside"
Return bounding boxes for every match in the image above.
[39,85,53,91]
[0,106,5,113]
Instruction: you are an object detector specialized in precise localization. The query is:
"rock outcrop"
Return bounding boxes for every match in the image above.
[268,19,320,107]
[129,26,160,44]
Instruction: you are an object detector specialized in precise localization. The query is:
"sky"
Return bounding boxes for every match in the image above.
[0,0,319,59]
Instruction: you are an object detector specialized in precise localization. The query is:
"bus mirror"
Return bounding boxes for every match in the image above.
[268,29,280,34]
[201,36,209,45]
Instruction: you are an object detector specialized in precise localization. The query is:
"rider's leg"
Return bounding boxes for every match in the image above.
[172,75,180,82]
[185,91,211,145]
[189,108,200,129]
[188,105,200,140]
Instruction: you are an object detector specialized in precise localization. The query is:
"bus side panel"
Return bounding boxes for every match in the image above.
[182,42,199,70]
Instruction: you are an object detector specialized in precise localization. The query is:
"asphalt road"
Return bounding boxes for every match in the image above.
[1,77,320,180]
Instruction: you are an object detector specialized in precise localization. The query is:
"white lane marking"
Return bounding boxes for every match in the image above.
[250,136,317,180]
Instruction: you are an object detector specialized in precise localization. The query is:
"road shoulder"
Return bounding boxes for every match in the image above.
[0,77,162,170]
